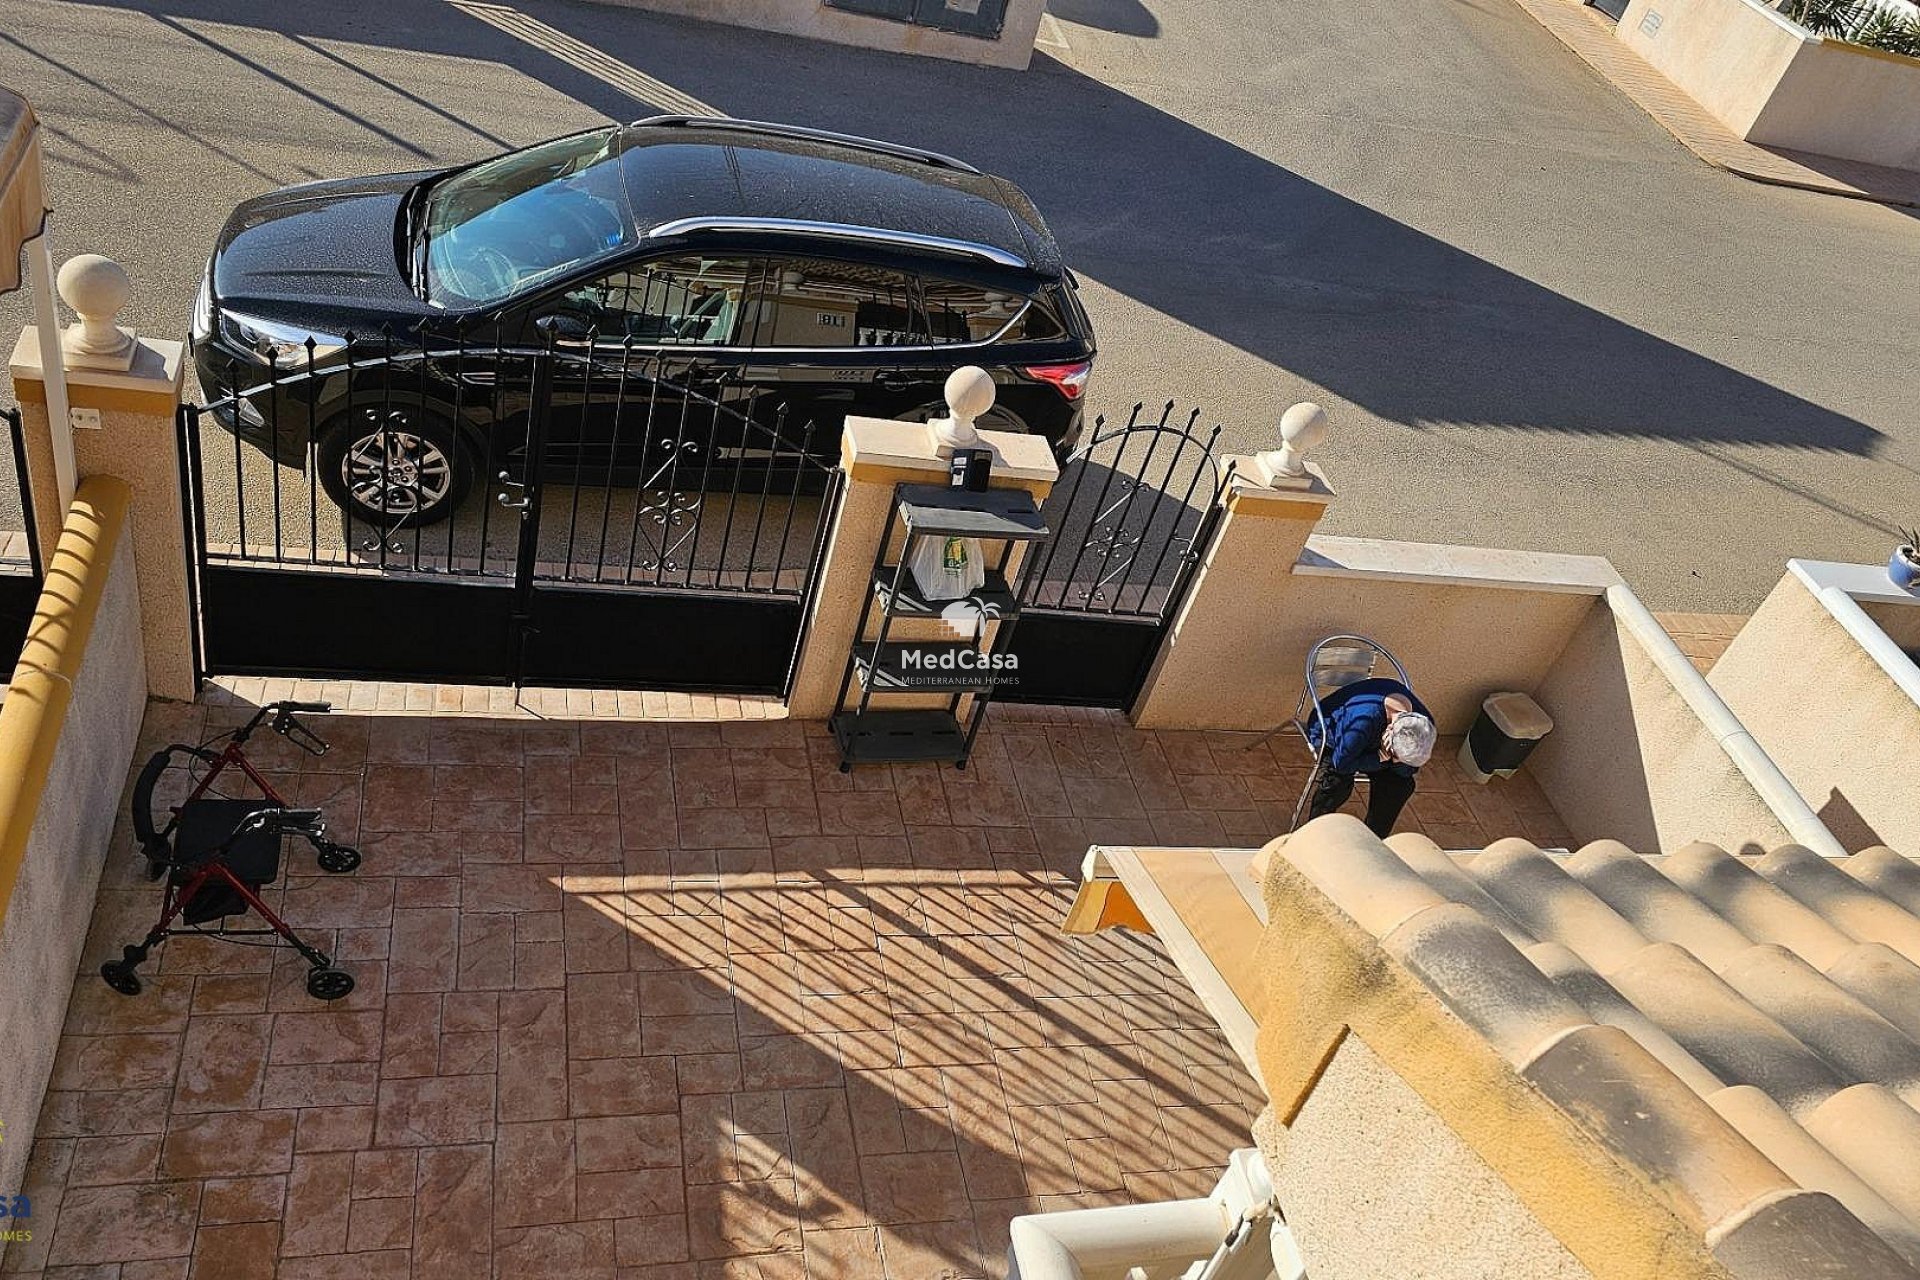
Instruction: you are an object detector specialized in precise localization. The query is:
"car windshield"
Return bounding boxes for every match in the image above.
[421,128,634,307]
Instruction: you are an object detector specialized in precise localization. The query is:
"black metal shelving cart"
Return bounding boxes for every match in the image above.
[829,483,1049,770]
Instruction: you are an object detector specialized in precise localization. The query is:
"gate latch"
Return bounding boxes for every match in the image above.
[496,470,530,511]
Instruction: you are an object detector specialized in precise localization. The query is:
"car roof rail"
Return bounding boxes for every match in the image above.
[630,115,983,176]
[646,216,1028,270]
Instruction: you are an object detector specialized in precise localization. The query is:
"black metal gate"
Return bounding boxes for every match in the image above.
[180,333,841,694]
[0,406,44,665]
[1007,404,1231,709]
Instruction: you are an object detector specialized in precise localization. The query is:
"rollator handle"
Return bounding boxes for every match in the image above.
[268,702,332,755]
[228,807,326,843]
[275,808,326,837]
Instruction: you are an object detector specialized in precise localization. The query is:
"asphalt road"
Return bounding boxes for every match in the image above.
[2,0,1917,609]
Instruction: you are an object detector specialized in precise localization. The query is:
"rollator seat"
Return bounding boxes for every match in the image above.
[172,799,287,922]
[173,798,287,881]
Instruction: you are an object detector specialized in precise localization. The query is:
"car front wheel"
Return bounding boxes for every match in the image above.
[316,406,473,527]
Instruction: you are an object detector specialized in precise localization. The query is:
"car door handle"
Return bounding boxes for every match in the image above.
[873,370,915,389]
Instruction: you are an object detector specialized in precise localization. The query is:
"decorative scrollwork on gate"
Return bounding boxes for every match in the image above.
[626,437,707,575]
[1022,402,1230,621]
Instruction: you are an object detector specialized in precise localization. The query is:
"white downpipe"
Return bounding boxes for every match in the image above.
[25,231,75,509]
[1606,584,1845,858]
[1812,584,1920,710]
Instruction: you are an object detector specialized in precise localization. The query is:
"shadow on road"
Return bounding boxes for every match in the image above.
[1044,0,1160,36]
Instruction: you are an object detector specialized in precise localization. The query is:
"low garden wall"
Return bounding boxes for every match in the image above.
[1616,0,1920,169]
[1127,465,1837,855]
[1133,531,1614,733]
[1529,585,1814,855]
[590,0,1049,69]
[1708,562,1920,854]
[0,477,147,1199]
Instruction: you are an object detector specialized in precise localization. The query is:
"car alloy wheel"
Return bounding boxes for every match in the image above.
[340,410,454,520]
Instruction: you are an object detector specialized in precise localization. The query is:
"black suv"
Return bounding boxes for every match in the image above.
[191,116,1096,525]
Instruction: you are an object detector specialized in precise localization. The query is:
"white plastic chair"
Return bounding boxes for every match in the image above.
[1246,633,1411,832]
[1005,1149,1302,1280]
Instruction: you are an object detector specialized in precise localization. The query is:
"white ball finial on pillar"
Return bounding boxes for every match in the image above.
[57,254,138,371]
[1254,402,1328,486]
[927,365,995,456]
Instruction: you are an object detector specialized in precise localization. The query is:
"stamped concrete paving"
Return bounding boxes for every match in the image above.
[4,700,1558,1279]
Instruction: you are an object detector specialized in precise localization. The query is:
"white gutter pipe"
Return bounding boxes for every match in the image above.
[1606,584,1845,858]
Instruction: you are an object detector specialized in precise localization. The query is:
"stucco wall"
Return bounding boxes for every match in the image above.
[1133,531,1605,733]
[1617,0,1803,135]
[1262,1035,1597,1280]
[1861,597,1920,651]
[1710,574,1919,854]
[1754,40,1920,170]
[0,524,146,1198]
[1256,574,1600,732]
[1616,0,1920,169]
[1532,600,1793,855]
[591,0,1049,69]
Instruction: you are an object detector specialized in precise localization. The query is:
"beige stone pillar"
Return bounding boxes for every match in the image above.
[10,327,193,701]
[786,416,1058,720]
[1129,453,1336,731]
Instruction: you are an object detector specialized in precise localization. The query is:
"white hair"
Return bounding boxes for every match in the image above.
[1382,712,1436,767]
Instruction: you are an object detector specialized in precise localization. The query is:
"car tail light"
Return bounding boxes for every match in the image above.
[1024,359,1092,401]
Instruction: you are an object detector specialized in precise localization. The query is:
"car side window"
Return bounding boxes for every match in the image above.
[549,255,754,345]
[920,276,1063,344]
[741,258,922,349]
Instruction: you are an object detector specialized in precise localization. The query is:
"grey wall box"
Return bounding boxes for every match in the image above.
[825,0,1009,38]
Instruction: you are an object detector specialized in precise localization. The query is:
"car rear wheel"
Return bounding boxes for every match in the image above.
[316,405,473,528]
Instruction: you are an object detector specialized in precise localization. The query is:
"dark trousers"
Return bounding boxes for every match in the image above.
[1308,767,1416,838]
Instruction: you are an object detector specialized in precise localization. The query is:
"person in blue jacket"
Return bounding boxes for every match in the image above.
[1305,677,1437,837]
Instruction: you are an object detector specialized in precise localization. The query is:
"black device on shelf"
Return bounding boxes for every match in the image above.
[828,483,1048,770]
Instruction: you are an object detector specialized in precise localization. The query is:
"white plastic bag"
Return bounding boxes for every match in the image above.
[909,535,985,601]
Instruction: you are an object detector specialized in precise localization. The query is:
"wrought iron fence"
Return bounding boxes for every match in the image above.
[185,324,836,601]
[1020,401,1233,622]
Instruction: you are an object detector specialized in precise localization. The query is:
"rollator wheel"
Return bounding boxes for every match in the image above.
[144,857,167,882]
[306,967,355,1001]
[316,844,361,874]
[101,961,142,996]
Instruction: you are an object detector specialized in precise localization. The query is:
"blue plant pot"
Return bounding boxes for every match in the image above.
[1891,547,1920,594]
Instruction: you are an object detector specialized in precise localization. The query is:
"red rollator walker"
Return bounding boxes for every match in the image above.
[102,701,363,1001]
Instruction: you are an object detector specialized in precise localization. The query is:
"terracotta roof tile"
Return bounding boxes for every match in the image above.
[1275,816,1920,1276]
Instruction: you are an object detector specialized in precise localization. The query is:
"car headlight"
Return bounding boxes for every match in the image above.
[215,308,349,367]
[190,269,213,341]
